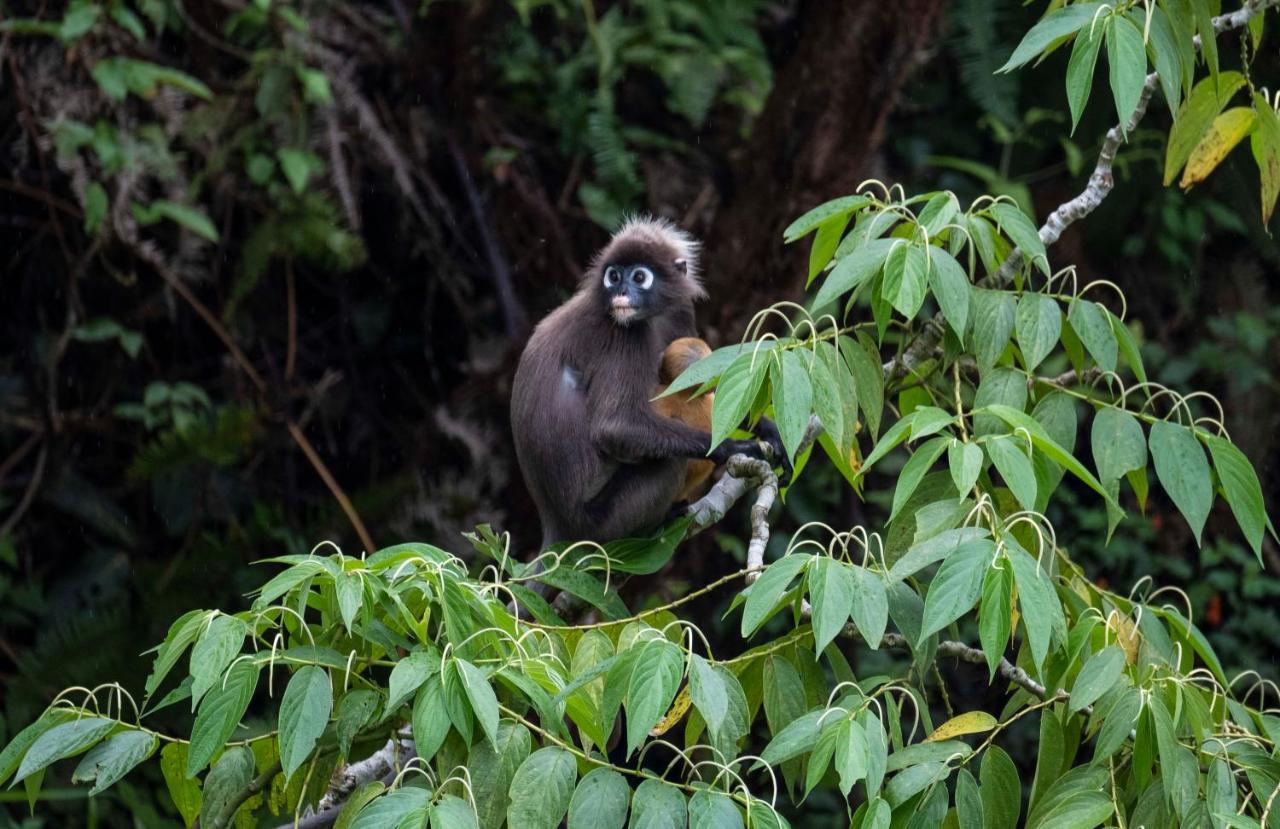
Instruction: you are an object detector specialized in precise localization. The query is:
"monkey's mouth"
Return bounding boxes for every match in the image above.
[611,299,638,324]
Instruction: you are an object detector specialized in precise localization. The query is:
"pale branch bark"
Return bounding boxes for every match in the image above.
[278,734,413,829]
[884,0,1277,384]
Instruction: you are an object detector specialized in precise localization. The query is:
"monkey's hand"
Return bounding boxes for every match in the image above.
[709,436,792,485]
[752,417,792,485]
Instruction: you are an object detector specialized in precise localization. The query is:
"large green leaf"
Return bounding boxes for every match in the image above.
[1149,421,1212,544]
[468,721,531,829]
[1069,646,1126,714]
[1105,14,1147,130]
[507,747,577,829]
[1164,72,1246,185]
[848,565,889,648]
[812,238,896,309]
[14,717,115,785]
[710,354,768,448]
[1066,20,1104,131]
[628,778,686,829]
[1090,407,1146,483]
[986,435,1038,512]
[688,790,743,829]
[456,659,500,749]
[1015,293,1062,372]
[928,247,971,337]
[919,540,988,642]
[568,767,630,829]
[807,557,855,654]
[741,554,810,636]
[625,638,684,755]
[1204,433,1275,557]
[970,289,1017,372]
[278,665,333,780]
[187,661,259,776]
[882,241,928,319]
[189,615,247,709]
[771,350,814,462]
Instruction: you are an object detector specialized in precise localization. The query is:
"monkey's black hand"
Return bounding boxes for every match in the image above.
[709,438,767,466]
[753,417,793,486]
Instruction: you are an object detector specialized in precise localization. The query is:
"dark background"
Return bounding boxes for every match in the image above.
[1,1,1277,822]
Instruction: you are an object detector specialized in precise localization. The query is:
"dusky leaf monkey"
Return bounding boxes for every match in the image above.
[511,217,783,548]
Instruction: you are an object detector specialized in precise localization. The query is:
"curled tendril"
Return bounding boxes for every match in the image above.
[1079,279,1129,320]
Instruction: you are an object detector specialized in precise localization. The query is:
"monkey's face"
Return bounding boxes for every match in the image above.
[601,262,664,325]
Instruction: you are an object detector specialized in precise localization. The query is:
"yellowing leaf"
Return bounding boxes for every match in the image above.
[1106,609,1140,665]
[1180,107,1258,188]
[925,711,997,742]
[649,685,692,737]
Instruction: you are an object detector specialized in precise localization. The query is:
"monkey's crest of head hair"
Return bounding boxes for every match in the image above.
[593,214,705,298]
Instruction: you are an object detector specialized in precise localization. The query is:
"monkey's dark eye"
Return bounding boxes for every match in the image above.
[631,266,654,289]
[603,266,621,287]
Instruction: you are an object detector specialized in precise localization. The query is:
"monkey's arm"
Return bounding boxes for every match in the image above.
[591,407,764,466]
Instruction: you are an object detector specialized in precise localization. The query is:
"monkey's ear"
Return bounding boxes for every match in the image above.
[674,258,688,275]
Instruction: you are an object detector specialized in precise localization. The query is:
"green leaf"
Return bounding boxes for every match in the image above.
[628,778,686,829]
[277,148,316,195]
[1193,0,1218,84]
[568,768,630,829]
[335,690,379,759]
[507,747,577,829]
[1146,7,1184,117]
[14,717,115,785]
[882,241,928,319]
[885,760,949,807]
[468,721,530,829]
[1106,308,1147,384]
[536,566,629,620]
[814,238,897,308]
[759,709,824,767]
[919,541,988,642]
[411,673,451,762]
[808,213,852,284]
[1165,72,1246,185]
[709,354,767,449]
[1204,433,1275,556]
[1149,421,1212,544]
[349,788,432,829]
[948,441,983,496]
[988,202,1048,275]
[198,746,253,828]
[387,649,439,714]
[688,790,743,829]
[810,343,846,453]
[889,436,950,522]
[160,743,201,827]
[1067,300,1117,371]
[955,768,984,829]
[979,559,1013,679]
[980,746,1022,829]
[980,404,1118,510]
[888,528,992,583]
[807,557,855,654]
[1251,91,1280,224]
[834,720,868,795]
[1092,686,1140,763]
[1106,14,1147,131]
[999,3,1106,73]
[741,554,810,636]
[974,368,1028,438]
[1069,646,1126,713]
[848,565,889,648]
[688,654,729,744]
[986,435,1038,512]
[189,615,247,709]
[661,342,777,398]
[840,333,884,439]
[771,350,814,463]
[145,609,209,699]
[133,199,219,242]
[279,666,333,780]
[928,247,971,337]
[1008,546,1061,674]
[1090,408,1146,483]
[625,638,684,755]
[1066,20,1104,131]
[187,661,259,776]
[970,289,1017,372]
[457,659,500,749]
[1015,293,1062,371]
[71,730,157,796]
[784,195,870,243]
[434,794,481,829]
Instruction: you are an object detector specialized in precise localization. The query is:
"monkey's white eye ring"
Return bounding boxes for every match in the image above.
[632,267,654,289]
[603,266,621,287]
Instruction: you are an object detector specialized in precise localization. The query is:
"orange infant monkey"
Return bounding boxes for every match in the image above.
[651,337,716,502]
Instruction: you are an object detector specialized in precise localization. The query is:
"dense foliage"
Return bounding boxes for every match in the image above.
[2,1,1280,828]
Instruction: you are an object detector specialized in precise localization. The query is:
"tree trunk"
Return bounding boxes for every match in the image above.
[701,0,945,341]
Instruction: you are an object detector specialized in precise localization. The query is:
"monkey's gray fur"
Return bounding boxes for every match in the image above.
[510,217,777,548]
